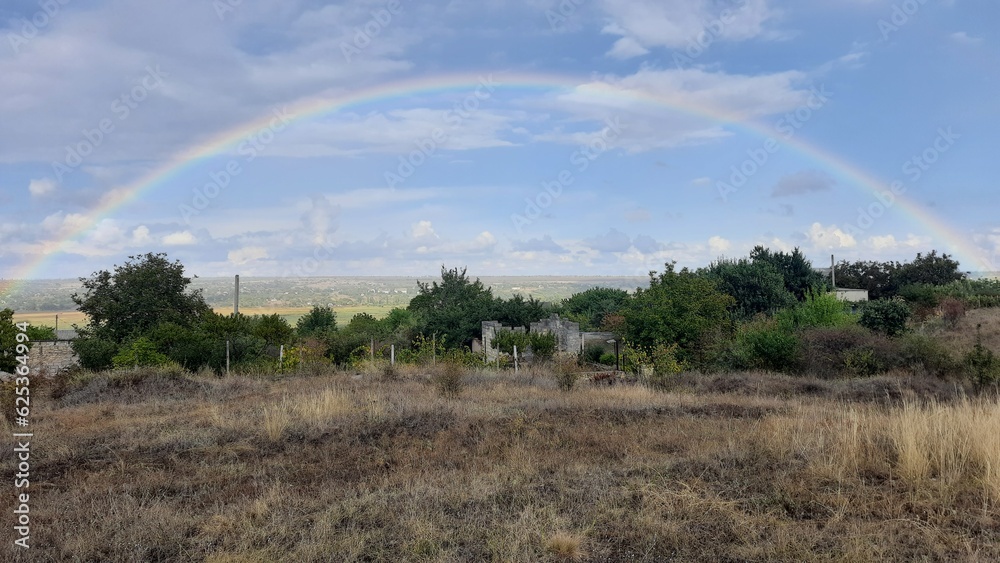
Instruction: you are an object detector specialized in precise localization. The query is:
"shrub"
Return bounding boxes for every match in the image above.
[554,358,579,391]
[776,291,854,330]
[648,343,685,389]
[940,297,966,329]
[843,347,885,378]
[964,324,999,389]
[898,283,940,309]
[598,353,617,367]
[728,320,801,373]
[529,331,557,361]
[582,344,605,364]
[899,333,959,378]
[859,298,911,336]
[799,326,900,379]
[71,338,119,371]
[431,361,465,398]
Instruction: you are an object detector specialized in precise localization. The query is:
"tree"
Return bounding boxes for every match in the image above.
[251,314,295,347]
[495,294,548,329]
[72,253,211,344]
[559,287,630,331]
[895,250,966,287]
[621,263,734,361]
[296,306,337,337]
[408,266,499,349]
[750,246,827,301]
[834,259,901,300]
[699,258,796,321]
[859,299,911,336]
[0,309,22,373]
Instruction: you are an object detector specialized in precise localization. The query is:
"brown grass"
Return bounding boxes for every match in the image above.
[5,367,1000,561]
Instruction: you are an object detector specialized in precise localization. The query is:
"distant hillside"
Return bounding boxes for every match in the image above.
[0,276,649,313]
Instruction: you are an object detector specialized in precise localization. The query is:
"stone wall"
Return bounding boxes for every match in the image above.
[529,314,581,356]
[483,315,584,361]
[27,341,78,378]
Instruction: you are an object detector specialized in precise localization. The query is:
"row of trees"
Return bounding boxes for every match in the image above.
[11,247,986,383]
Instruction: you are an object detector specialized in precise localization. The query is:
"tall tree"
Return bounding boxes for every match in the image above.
[296,306,337,337]
[72,253,211,343]
[895,250,966,287]
[407,266,499,348]
[559,287,631,331]
[699,258,796,321]
[621,263,734,361]
[833,259,901,300]
[750,246,827,301]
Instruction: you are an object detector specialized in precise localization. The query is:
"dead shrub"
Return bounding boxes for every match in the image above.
[941,297,967,329]
[431,361,465,398]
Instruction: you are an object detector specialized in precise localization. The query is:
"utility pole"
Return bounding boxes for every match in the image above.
[234,275,240,316]
[831,255,836,290]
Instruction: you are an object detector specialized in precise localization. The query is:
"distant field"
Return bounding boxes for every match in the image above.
[11,305,393,329]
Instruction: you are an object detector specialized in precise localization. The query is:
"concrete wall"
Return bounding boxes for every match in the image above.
[834,288,869,302]
[483,315,585,361]
[27,341,78,378]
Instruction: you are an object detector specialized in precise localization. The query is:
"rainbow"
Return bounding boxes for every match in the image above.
[1,71,991,298]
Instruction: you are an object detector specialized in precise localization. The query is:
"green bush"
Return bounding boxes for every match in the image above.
[71,338,119,371]
[112,337,170,369]
[776,291,854,330]
[897,283,940,309]
[859,299,911,336]
[582,344,605,364]
[726,320,801,373]
[964,325,999,389]
[529,332,557,361]
[598,353,617,366]
[899,333,959,378]
[798,326,900,379]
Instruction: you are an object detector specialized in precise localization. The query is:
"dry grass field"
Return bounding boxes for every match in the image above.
[3,364,1000,562]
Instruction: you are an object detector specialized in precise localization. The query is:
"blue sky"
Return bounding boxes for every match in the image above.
[1,0,998,282]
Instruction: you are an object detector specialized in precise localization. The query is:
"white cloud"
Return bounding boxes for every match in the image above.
[131,225,153,245]
[28,178,56,197]
[599,0,777,57]
[950,31,983,45]
[411,220,438,240]
[162,231,197,246]
[228,246,269,266]
[708,236,731,255]
[807,223,856,249]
